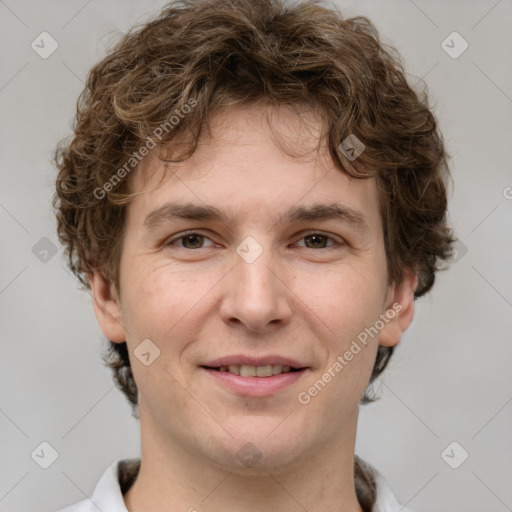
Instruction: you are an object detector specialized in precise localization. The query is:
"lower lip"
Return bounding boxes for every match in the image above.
[201,368,308,397]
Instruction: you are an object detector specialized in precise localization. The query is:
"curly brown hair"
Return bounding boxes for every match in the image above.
[53,0,454,423]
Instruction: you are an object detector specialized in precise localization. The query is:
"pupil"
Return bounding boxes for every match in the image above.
[307,234,325,248]
[185,234,202,248]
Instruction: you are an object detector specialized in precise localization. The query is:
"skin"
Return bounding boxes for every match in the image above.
[89,104,417,512]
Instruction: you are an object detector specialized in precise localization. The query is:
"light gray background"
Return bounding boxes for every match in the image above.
[1,1,511,511]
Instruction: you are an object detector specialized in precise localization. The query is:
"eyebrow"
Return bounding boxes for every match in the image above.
[143,201,370,234]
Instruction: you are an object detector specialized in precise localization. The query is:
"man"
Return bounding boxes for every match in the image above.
[53,0,454,510]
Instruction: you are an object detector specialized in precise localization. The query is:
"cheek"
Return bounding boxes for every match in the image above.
[121,260,199,332]
[120,266,202,406]
[302,262,386,338]
[120,262,219,378]
[297,262,385,400]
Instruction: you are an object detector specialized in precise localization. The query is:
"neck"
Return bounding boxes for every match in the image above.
[123,414,366,512]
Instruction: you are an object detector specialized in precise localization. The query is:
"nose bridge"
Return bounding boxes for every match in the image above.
[236,237,277,296]
[221,234,291,332]
[234,234,281,304]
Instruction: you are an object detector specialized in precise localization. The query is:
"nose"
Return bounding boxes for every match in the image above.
[219,240,293,334]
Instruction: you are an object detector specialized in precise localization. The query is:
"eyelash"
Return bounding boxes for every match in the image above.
[165,230,344,250]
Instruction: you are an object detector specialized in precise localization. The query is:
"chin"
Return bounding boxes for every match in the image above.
[202,420,311,473]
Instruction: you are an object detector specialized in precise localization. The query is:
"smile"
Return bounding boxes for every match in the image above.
[200,365,308,397]
[205,364,300,377]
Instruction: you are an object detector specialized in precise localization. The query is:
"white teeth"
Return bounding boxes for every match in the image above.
[256,365,273,377]
[272,365,283,375]
[240,365,256,377]
[228,364,240,375]
[216,364,295,377]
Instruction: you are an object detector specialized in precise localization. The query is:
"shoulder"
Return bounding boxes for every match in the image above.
[356,456,416,512]
[54,458,139,512]
[55,501,93,512]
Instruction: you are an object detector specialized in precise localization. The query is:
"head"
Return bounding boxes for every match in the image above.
[54,0,453,478]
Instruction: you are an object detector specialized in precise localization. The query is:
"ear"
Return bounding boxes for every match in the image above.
[378,270,418,348]
[87,270,126,343]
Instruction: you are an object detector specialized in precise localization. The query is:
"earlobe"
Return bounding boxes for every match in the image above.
[378,271,418,348]
[87,270,126,343]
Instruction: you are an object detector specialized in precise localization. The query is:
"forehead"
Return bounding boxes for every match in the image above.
[125,105,381,232]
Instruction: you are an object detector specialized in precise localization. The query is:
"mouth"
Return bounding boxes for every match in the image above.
[201,364,305,377]
[199,359,309,397]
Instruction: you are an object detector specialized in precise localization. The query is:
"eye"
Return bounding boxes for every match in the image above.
[165,231,343,250]
[295,232,342,249]
[166,232,215,249]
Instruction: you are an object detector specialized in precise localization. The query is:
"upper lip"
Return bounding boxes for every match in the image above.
[201,355,309,369]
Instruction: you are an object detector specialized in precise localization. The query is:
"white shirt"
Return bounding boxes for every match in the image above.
[56,458,414,512]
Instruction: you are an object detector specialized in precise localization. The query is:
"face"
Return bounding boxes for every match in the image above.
[91,104,416,473]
